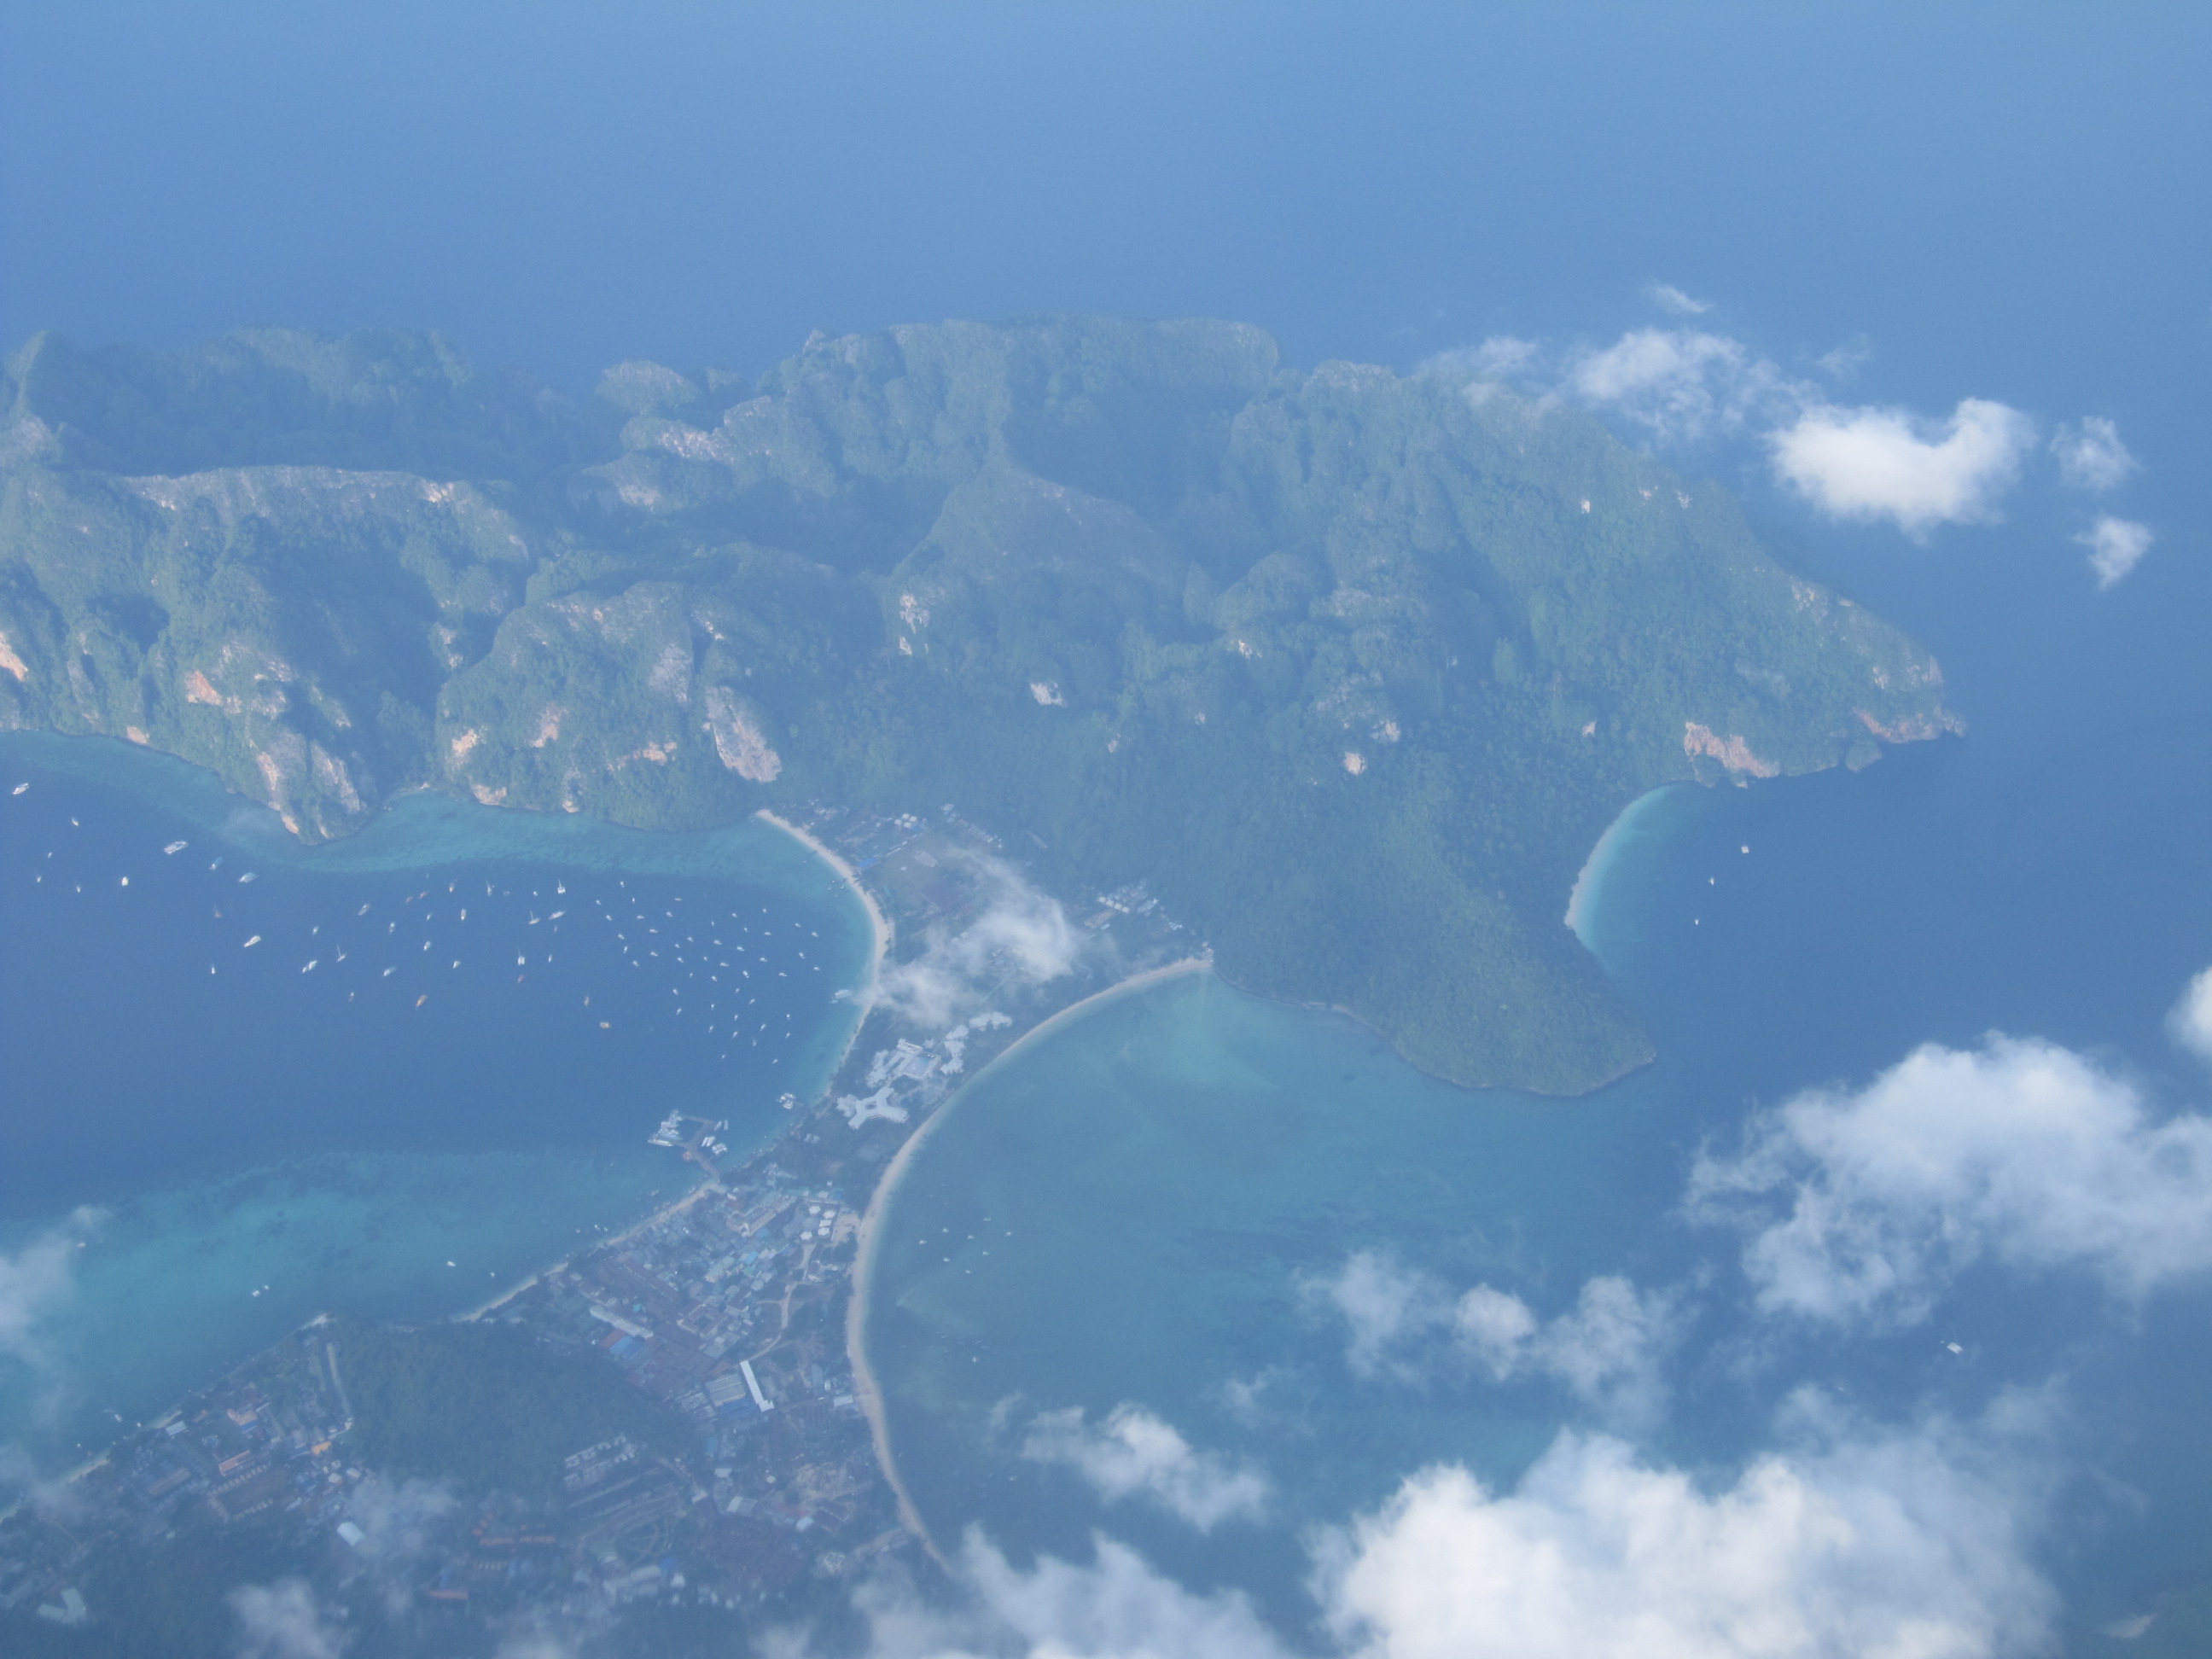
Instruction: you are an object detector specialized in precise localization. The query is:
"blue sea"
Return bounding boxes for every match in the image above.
[864,506,2212,1644]
[0,733,872,1464]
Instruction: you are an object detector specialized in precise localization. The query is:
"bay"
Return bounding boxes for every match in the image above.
[0,732,872,1464]
[864,639,2212,1642]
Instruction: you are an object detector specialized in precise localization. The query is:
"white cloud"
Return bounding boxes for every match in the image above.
[806,1421,2052,1659]
[2078,516,2154,590]
[2052,417,2139,491]
[1465,335,1545,379]
[339,1475,457,1615]
[875,850,1086,1031]
[1444,323,1815,446]
[1308,1249,1445,1381]
[1813,338,1872,380]
[963,1532,1289,1659]
[1307,1253,1678,1428]
[0,1443,94,1522]
[1215,1366,1307,1437]
[1650,285,1712,317]
[795,1406,2054,1659]
[1319,1406,2054,1659]
[1567,329,1801,444]
[1452,1284,1538,1373]
[784,1532,1294,1659]
[1769,399,2036,535]
[346,1474,457,1564]
[2169,969,2212,1063]
[230,1579,346,1659]
[1514,1277,1680,1430]
[1021,1404,1269,1531]
[492,1636,578,1659]
[1437,315,2067,538]
[0,1208,102,1369]
[1689,1034,2212,1327]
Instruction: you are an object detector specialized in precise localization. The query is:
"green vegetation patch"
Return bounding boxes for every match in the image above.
[334,1316,684,1501]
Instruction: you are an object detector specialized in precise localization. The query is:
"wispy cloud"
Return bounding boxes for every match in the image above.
[875,850,1086,1031]
[1306,1252,1679,1429]
[1020,1403,1269,1531]
[230,1579,346,1659]
[1567,329,1802,445]
[958,1531,1290,1659]
[1814,336,1873,380]
[1307,1248,1444,1382]
[492,1633,580,1659]
[1435,324,1805,445]
[2052,416,2139,491]
[1649,283,1712,317]
[1449,335,1545,381]
[1435,317,2079,538]
[1689,1030,2212,1328]
[2169,969,2212,1064]
[2078,516,2154,589]
[346,1474,458,1613]
[0,1208,102,1372]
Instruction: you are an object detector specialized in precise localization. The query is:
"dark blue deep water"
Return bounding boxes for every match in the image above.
[0,733,870,1463]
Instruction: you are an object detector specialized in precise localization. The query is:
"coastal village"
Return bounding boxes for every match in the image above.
[0,803,1198,1654]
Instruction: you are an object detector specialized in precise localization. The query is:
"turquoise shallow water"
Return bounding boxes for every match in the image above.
[868,724,2212,1639]
[868,970,1687,1606]
[0,733,871,1464]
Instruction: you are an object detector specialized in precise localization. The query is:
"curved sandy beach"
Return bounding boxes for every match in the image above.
[1563,786,1674,942]
[844,954,1212,1559]
[755,810,893,987]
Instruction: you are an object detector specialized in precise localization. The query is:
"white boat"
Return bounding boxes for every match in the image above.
[9,783,26,795]
[163,840,188,854]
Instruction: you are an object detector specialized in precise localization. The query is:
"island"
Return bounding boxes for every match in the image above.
[0,317,1958,1097]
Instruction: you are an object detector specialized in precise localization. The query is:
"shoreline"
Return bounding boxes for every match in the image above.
[458,1176,719,1323]
[844,954,1212,1562]
[757,809,893,1086]
[1563,786,1674,945]
[755,809,892,997]
[473,814,892,1325]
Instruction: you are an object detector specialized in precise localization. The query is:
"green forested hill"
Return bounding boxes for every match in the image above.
[0,317,1958,1092]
